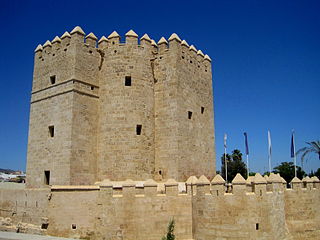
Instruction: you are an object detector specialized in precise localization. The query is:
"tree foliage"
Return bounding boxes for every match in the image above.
[162,219,175,240]
[221,149,247,181]
[296,140,320,168]
[273,162,306,183]
[309,168,320,178]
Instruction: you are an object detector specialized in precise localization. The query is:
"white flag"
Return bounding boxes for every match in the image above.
[268,130,272,172]
[268,130,272,158]
[224,133,227,148]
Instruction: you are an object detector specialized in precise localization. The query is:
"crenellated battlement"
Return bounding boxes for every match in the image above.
[47,173,320,199]
[34,26,212,72]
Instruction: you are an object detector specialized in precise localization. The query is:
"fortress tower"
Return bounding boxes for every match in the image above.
[26,26,216,188]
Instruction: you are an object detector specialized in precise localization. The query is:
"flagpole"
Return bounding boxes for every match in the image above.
[246,154,249,178]
[224,145,227,183]
[244,132,249,178]
[224,133,228,183]
[292,130,297,177]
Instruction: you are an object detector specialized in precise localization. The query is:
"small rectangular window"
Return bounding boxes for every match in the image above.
[201,107,205,114]
[125,76,131,86]
[188,111,192,119]
[48,126,54,137]
[41,223,48,229]
[72,224,77,230]
[50,75,56,85]
[136,125,142,135]
[44,171,50,185]
[256,223,259,230]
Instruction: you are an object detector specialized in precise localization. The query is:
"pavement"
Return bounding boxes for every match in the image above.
[0,232,77,240]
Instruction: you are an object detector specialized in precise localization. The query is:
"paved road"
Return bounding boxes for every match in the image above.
[0,232,77,240]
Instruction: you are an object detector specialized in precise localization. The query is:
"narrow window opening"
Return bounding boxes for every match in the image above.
[216,190,219,196]
[44,171,50,185]
[41,223,48,229]
[49,126,54,137]
[256,223,259,230]
[201,107,205,114]
[114,50,117,53]
[112,41,115,45]
[188,111,192,119]
[125,76,132,86]
[72,224,77,230]
[50,75,56,85]
[159,170,162,175]
[91,86,94,90]
[136,125,142,135]
[260,190,262,196]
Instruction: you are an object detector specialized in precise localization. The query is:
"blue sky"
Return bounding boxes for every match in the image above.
[0,0,319,174]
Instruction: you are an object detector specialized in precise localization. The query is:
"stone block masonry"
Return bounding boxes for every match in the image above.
[1,26,319,240]
[0,174,319,239]
[26,26,215,188]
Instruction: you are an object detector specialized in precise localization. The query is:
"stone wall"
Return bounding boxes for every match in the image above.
[26,27,216,185]
[27,28,100,187]
[153,35,215,181]
[1,175,319,240]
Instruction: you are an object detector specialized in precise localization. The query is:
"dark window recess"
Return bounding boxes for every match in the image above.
[256,223,259,230]
[49,126,54,137]
[125,76,132,86]
[50,75,56,84]
[188,111,193,119]
[91,86,94,90]
[201,107,205,114]
[159,170,162,175]
[41,223,48,229]
[44,171,50,185]
[136,125,142,135]
[72,224,77,230]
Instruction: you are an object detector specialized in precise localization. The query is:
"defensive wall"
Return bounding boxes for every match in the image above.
[1,173,319,240]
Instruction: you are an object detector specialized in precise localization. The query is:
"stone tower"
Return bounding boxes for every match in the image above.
[26,26,216,188]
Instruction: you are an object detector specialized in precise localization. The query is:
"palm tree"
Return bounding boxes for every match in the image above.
[296,141,320,169]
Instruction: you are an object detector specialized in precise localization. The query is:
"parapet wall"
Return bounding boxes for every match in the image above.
[1,174,319,239]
